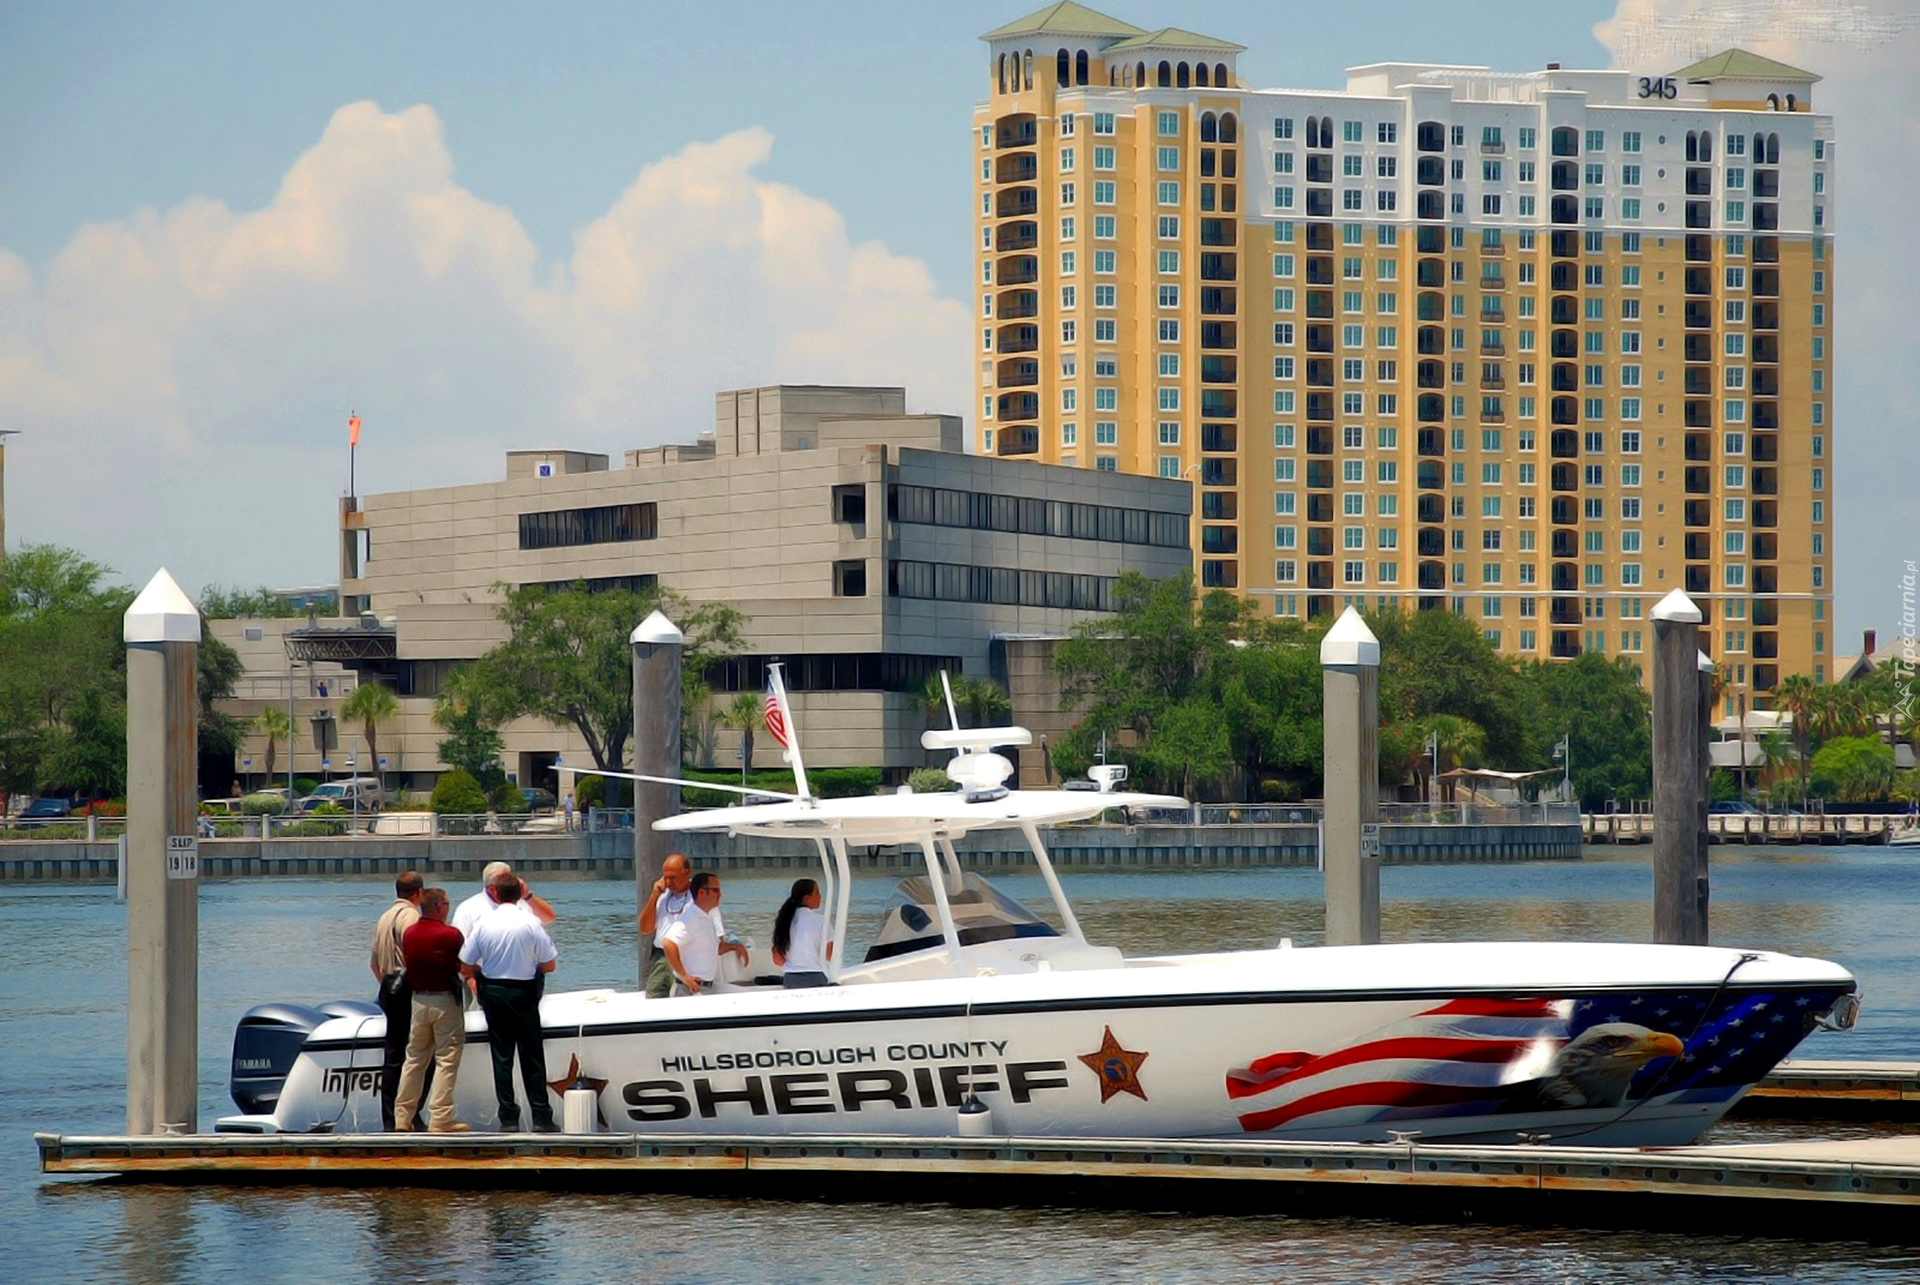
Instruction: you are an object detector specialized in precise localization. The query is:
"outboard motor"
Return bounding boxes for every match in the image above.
[229,1002,330,1114]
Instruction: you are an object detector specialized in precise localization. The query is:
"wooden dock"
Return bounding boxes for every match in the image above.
[1584,812,1912,846]
[1742,1059,1920,1120]
[36,1127,1920,1238]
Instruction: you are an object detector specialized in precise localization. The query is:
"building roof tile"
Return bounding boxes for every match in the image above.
[981,2,1146,41]
[1674,48,1821,84]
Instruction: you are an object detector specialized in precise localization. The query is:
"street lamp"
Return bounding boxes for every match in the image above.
[1553,734,1571,802]
[1425,729,1440,806]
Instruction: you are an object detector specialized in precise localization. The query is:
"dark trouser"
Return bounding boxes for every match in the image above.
[476,976,553,1130]
[782,971,832,989]
[377,973,416,1131]
[646,953,674,999]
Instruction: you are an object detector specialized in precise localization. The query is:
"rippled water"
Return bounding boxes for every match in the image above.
[9,846,1920,1283]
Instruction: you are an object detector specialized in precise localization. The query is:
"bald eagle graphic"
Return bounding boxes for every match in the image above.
[1514,1022,1687,1110]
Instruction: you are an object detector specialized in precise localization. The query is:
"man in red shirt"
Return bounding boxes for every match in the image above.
[393,887,470,1132]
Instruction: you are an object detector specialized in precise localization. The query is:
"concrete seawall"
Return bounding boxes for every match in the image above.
[0,823,1580,883]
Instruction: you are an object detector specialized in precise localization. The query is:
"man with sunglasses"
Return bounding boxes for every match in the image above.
[662,872,728,996]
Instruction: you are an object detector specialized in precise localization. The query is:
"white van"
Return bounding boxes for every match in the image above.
[297,778,386,813]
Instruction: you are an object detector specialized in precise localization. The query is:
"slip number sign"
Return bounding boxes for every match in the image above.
[166,835,199,880]
[1360,823,1382,861]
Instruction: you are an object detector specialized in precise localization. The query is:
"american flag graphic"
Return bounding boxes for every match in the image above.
[1227,997,1567,1133]
[1225,988,1845,1135]
[764,681,790,749]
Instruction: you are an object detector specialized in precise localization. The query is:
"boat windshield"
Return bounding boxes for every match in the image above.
[862,873,1061,963]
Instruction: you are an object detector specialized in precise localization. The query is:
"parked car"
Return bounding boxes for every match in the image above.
[1708,801,1760,815]
[520,787,558,812]
[20,797,73,819]
[295,778,386,813]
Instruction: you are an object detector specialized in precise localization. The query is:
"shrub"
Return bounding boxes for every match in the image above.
[240,792,288,816]
[295,779,318,796]
[309,802,345,816]
[575,775,605,808]
[907,768,954,794]
[491,781,530,813]
[78,799,127,817]
[430,770,489,815]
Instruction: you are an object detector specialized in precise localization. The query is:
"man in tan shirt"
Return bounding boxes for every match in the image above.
[370,871,425,1130]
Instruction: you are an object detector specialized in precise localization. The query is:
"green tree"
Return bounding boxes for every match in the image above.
[431,665,507,785]
[1755,728,1794,793]
[340,681,400,781]
[1774,673,1819,800]
[1134,698,1233,799]
[1809,735,1896,802]
[197,634,246,766]
[0,544,131,796]
[1368,608,1526,767]
[1515,654,1652,808]
[198,585,308,619]
[252,704,293,784]
[41,684,126,797]
[464,582,746,784]
[713,691,762,775]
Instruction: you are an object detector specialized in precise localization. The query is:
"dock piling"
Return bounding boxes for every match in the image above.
[1320,607,1381,946]
[1650,589,1709,945]
[630,611,683,988]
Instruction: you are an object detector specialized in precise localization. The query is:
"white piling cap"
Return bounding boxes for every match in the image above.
[1319,606,1380,667]
[630,610,684,646]
[1650,589,1703,623]
[1698,649,1716,672]
[123,568,201,644]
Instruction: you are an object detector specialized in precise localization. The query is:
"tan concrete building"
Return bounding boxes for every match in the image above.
[975,5,1836,714]
[224,385,1190,792]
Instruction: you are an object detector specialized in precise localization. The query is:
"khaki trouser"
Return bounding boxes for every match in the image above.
[394,991,465,1130]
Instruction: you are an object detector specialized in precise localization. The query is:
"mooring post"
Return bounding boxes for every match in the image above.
[1695,647,1715,940]
[631,611,683,989]
[1651,589,1707,945]
[1320,607,1381,946]
[124,569,201,1135]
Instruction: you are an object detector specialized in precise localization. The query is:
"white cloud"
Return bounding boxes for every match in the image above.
[0,103,970,591]
[1593,0,1920,645]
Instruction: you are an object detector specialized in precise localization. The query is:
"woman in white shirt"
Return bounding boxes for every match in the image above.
[772,878,832,989]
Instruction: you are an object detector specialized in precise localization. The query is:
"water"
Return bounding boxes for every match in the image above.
[9,846,1920,1282]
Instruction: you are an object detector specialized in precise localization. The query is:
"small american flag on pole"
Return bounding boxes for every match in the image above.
[764,679,790,749]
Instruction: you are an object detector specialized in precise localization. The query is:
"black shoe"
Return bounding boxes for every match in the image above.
[531,1122,561,1134]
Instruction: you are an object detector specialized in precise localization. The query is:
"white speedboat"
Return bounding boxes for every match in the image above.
[1888,819,1920,848]
[220,676,1858,1148]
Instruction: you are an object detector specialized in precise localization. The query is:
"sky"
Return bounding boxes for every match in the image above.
[0,0,1914,646]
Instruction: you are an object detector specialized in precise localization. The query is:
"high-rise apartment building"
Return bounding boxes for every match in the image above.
[974,3,1836,709]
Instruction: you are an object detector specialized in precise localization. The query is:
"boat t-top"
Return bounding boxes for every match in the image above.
[223,669,1858,1148]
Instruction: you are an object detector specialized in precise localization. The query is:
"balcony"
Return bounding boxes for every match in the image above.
[1480,338,1505,355]
[1752,403,1779,430]
[1307,427,1335,455]
[1418,122,1446,153]
[996,255,1039,285]
[1481,303,1505,323]
[1306,290,1335,319]
[1552,127,1580,158]
[996,189,1039,218]
[1417,393,1445,423]
[1753,599,1780,626]
[1202,526,1240,555]
[1552,563,1578,592]
[996,427,1040,457]
[1753,632,1779,660]
[998,289,1040,320]
[1201,560,1239,589]
[1418,495,1445,524]
[1686,234,1714,262]
[1201,423,1238,453]
[1754,665,1779,693]
[996,222,1038,252]
[1751,434,1778,462]
[1200,287,1238,316]
[1309,595,1336,620]
[1550,429,1579,459]
[1751,468,1779,497]
[1684,433,1712,462]
[1551,364,1579,393]
[1685,500,1711,527]
[1754,170,1780,199]
[1200,459,1238,487]
[1551,195,1579,224]
[1552,599,1582,625]
[1416,226,1446,254]
[1417,156,1446,186]
[1417,462,1445,491]
[1552,531,1578,559]
[1306,461,1334,490]
[1753,268,1780,298]
[1685,167,1713,196]
[1685,334,1714,363]
[1201,252,1238,282]
[1551,497,1578,526]
[1753,565,1779,595]
[1551,230,1581,259]
[1307,531,1333,557]
[1551,397,1579,426]
[1551,634,1583,659]
[1752,501,1778,529]
[1417,260,1446,288]
[995,119,1037,149]
[1201,321,1237,350]
[995,324,1039,354]
[995,156,1037,184]
[1685,466,1711,494]
[1752,335,1780,365]
[1417,360,1445,389]
[1753,236,1779,264]
[995,358,1039,388]
[1753,203,1779,231]
[1550,297,1579,326]
[1417,429,1445,457]
[1306,189,1334,218]
[1418,530,1445,557]
[1308,358,1336,388]
[1306,325,1335,353]
[996,393,1039,421]
[1751,368,1780,397]
[1418,191,1446,220]
[1307,393,1334,423]
[1551,463,1579,491]
[1753,532,1779,561]
[1685,201,1712,229]
[1307,495,1334,523]
[1685,267,1713,296]
[1685,302,1714,329]
[1417,293,1447,322]
[1685,532,1712,561]
[1550,263,1578,291]
[1200,219,1237,247]
[1200,357,1237,384]
[1685,566,1711,594]
[1307,563,1334,590]
[1550,331,1579,359]
[1306,224,1335,251]
[1684,369,1714,395]
[1551,161,1579,192]
[1753,302,1780,331]
[1306,154,1334,184]
[1201,492,1237,520]
[1418,561,1446,590]
[1199,391,1237,419]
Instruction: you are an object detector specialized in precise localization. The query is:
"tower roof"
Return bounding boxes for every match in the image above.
[1106,26,1245,53]
[1673,48,1820,84]
[981,2,1146,41]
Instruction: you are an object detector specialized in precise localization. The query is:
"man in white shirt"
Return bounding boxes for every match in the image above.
[453,861,557,940]
[663,872,728,995]
[458,873,559,1131]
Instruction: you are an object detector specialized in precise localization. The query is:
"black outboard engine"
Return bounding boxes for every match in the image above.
[229,1002,331,1114]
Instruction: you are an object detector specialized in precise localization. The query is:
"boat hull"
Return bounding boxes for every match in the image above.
[240,942,1855,1149]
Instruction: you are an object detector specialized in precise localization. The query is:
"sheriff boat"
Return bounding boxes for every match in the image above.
[219,672,1858,1148]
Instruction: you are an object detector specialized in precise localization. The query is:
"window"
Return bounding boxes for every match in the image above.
[1344,154,1364,177]
[1095,422,1118,445]
[1158,284,1180,308]
[1060,148,1075,172]
[1060,182,1075,205]
[1158,421,1180,445]
[1094,319,1115,342]
[1157,145,1180,171]
[1157,215,1179,238]
[1585,129,1604,153]
[1158,353,1180,377]
[1158,111,1180,137]
[1093,112,1115,135]
[1156,181,1178,204]
[1344,561,1365,585]
[1157,387,1180,412]
[1092,146,1115,170]
[1273,185,1294,209]
[1158,250,1180,274]
[1379,122,1398,143]
[1343,120,1364,143]
[1095,387,1117,411]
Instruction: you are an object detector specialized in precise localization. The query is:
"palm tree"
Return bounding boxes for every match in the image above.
[340,681,401,787]
[252,705,293,787]
[1774,673,1818,800]
[713,691,762,781]
[1420,714,1486,803]
[1755,729,1793,793]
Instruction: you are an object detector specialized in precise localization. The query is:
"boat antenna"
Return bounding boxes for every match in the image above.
[940,670,961,731]
[768,661,813,803]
